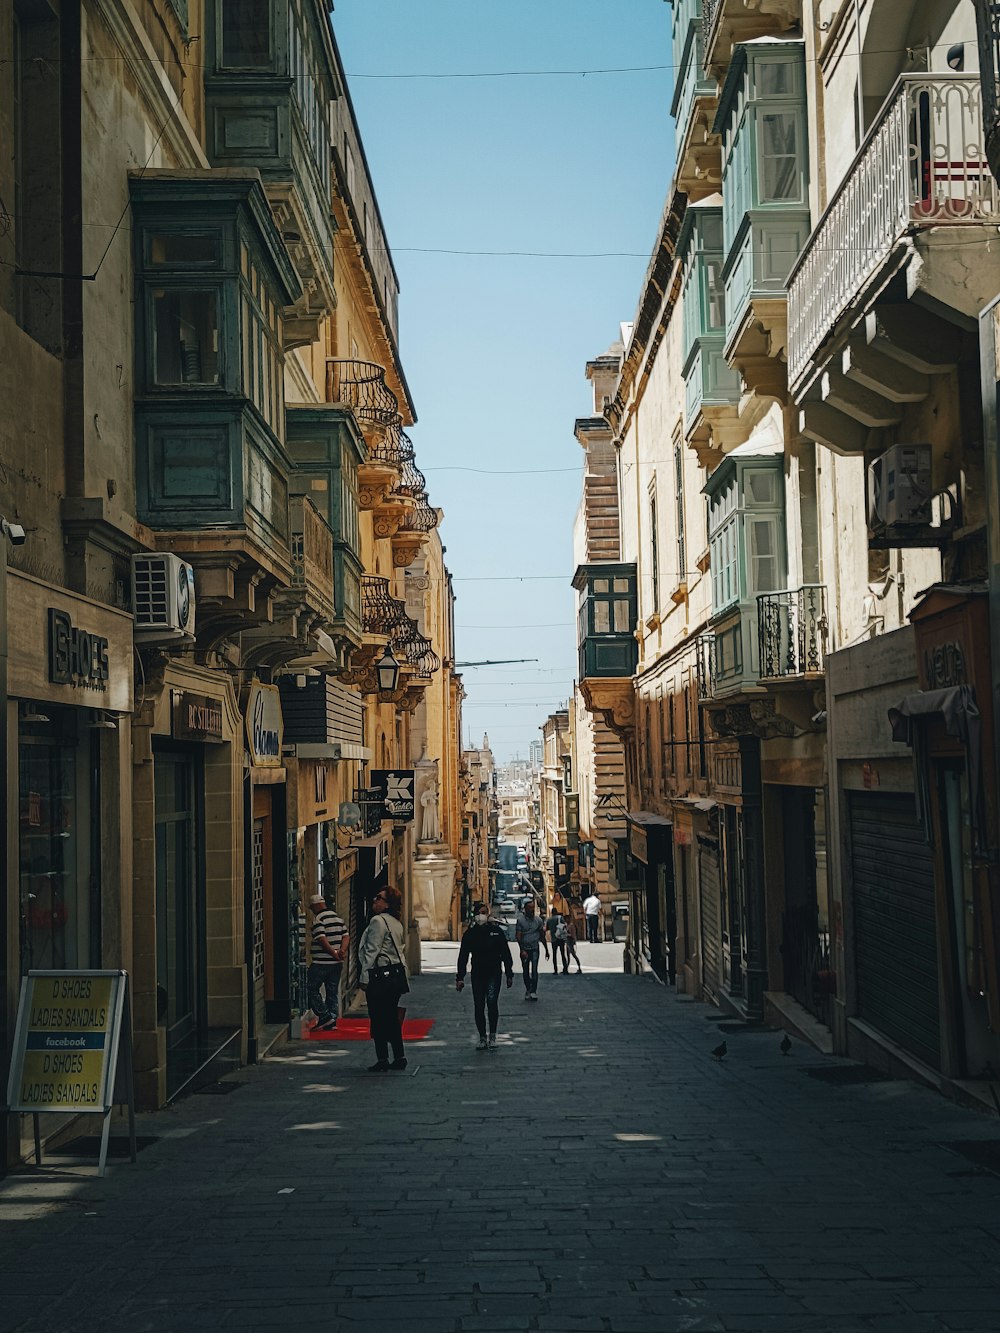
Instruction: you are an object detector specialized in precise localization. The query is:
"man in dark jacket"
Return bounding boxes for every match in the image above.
[456,904,515,1050]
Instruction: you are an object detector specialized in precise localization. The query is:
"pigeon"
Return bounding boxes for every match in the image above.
[710,1040,727,1061]
[780,1034,792,1056]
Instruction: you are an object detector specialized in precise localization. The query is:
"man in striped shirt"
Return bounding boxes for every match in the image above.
[308,892,347,1031]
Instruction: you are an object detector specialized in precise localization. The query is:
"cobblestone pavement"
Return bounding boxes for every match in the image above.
[3,941,1000,1333]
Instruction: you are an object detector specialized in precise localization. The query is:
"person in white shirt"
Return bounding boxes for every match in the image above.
[583,892,602,944]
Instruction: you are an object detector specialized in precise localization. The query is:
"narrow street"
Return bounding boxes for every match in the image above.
[2,944,999,1333]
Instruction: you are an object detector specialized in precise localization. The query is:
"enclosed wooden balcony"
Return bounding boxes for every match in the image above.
[202,0,339,344]
[672,0,721,197]
[702,0,801,83]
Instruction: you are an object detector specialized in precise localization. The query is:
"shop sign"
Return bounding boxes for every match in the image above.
[338,849,358,883]
[8,570,133,713]
[370,769,415,821]
[48,608,110,690]
[7,971,127,1114]
[629,822,649,865]
[174,691,224,742]
[247,682,284,767]
[922,640,967,691]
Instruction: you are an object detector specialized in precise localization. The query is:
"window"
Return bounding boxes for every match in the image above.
[12,1,63,351]
[674,440,687,581]
[759,112,800,202]
[649,482,660,612]
[149,233,220,267]
[221,0,271,68]
[153,290,220,385]
[748,515,780,594]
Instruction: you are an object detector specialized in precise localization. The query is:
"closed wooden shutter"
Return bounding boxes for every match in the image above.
[848,791,940,1069]
[698,835,722,1000]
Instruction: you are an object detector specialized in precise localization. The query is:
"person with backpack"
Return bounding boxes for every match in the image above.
[456,903,515,1050]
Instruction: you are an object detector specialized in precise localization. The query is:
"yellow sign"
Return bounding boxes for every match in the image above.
[8,972,124,1114]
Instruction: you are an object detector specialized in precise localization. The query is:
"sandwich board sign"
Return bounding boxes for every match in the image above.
[5,970,136,1177]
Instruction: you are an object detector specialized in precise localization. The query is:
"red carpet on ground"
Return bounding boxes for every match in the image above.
[306,1017,435,1042]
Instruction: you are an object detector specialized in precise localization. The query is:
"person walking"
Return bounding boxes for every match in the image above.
[515,897,548,1001]
[583,891,602,944]
[456,903,514,1050]
[307,892,347,1031]
[546,908,567,974]
[563,915,583,974]
[358,886,410,1072]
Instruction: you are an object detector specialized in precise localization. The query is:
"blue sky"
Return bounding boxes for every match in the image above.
[331,1,675,762]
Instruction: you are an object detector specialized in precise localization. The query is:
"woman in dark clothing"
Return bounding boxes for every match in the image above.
[456,904,515,1051]
[358,886,409,1072]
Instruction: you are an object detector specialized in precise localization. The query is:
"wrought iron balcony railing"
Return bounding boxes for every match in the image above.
[361,574,407,636]
[757,585,827,680]
[787,75,1000,387]
[365,416,406,469]
[393,454,426,500]
[701,0,721,71]
[325,359,398,428]
[400,497,439,534]
[410,643,442,678]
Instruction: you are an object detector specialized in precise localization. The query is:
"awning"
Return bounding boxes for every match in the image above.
[889,684,982,850]
[627,810,673,826]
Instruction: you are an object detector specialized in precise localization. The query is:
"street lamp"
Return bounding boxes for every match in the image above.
[374,645,400,693]
[974,1,1000,183]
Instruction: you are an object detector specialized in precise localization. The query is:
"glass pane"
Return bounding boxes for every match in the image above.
[593,578,610,593]
[149,233,220,266]
[612,578,630,593]
[702,213,723,251]
[750,517,779,592]
[19,726,88,972]
[756,61,791,97]
[222,0,271,68]
[745,468,777,505]
[153,289,219,385]
[706,259,725,329]
[593,601,611,633]
[613,599,631,633]
[759,112,799,201]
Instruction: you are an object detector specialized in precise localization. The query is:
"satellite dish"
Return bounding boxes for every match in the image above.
[338,801,361,828]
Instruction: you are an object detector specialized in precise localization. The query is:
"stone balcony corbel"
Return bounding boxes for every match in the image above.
[577,677,636,742]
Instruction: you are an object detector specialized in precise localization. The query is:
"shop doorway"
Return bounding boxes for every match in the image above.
[154,749,203,1049]
[18,707,100,975]
[938,763,1000,1077]
[780,787,832,1026]
[719,804,745,997]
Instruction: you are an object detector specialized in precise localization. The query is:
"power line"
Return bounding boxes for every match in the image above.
[426,466,580,474]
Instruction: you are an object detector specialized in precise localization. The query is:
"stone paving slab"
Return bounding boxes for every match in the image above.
[2,940,999,1331]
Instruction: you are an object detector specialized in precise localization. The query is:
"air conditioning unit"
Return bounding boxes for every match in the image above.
[867,443,933,530]
[132,553,196,643]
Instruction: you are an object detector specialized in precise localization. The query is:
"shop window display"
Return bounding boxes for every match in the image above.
[18,707,97,973]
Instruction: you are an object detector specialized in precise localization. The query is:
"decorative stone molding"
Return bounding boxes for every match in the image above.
[578,676,636,740]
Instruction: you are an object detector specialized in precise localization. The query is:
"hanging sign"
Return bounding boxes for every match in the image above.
[629,822,649,865]
[6,970,136,1177]
[246,682,284,767]
[370,769,415,821]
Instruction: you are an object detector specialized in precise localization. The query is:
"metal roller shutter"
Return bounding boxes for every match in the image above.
[698,836,722,1000]
[848,791,940,1069]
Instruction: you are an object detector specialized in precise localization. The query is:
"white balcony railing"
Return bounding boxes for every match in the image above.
[787,75,1000,388]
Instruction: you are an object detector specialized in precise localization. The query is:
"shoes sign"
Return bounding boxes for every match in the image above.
[370,769,415,822]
